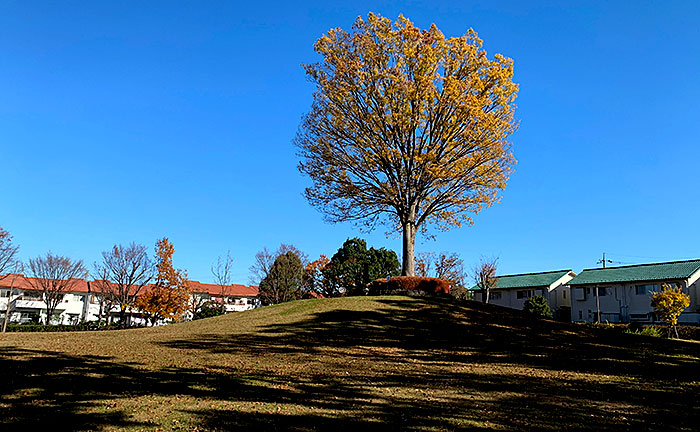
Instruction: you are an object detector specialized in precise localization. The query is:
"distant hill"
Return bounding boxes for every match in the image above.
[1,296,699,431]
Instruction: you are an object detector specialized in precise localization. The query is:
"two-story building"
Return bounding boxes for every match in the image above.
[473,269,576,319]
[187,280,260,313]
[0,274,95,324]
[0,274,260,325]
[568,259,700,324]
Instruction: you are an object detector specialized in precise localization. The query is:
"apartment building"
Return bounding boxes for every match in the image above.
[0,274,259,325]
[568,259,700,324]
[472,269,576,319]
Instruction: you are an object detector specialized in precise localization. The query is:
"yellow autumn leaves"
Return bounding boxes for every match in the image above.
[297,13,518,236]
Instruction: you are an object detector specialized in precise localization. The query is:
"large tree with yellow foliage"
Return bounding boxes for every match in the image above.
[296,13,518,275]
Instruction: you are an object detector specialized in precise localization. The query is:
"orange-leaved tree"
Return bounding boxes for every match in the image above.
[651,284,690,338]
[297,13,518,275]
[136,238,189,325]
[304,254,331,297]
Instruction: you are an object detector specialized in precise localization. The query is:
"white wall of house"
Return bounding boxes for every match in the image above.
[570,277,700,324]
[474,272,574,314]
[477,287,548,310]
[1,286,260,326]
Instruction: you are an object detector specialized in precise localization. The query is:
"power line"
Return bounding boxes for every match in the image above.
[605,252,698,261]
[597,253,634,268]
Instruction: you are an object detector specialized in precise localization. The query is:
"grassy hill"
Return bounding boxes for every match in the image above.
[1,296,699,431]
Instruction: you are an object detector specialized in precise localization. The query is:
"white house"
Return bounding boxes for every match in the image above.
[568,259,700,324]
[0,274,95,324]
[0,274,260,325]
[187,280,261,314]
[473,269,576,319]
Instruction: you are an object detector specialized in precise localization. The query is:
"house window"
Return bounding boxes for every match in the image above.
[635,284,657,295]
[563,290,566,299]
[23,291,42,300]
[490,292,502,300]
[0,290,8,298]
[596,287,608,297]
[578,310,583,320]
[516,290,533,299]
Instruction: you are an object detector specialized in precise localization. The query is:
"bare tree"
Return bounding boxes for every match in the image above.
[249,247,276,286]
[415,252,435,278]
[417,251,468,298]
[249,244,308,286]
[210,251,234,312]
[473,256,498,304]
[93,284,116,325]
[26,253,87,324]
[2,263,23,333]
[93,243,153,327]
[0,227,21,331]
[0,227,20,278]
[417,252,465,284]
[434,253,466,287]
[277,244,308,266]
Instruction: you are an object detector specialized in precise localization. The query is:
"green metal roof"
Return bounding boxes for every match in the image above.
[470,270,573,291]
[567,259,700,286]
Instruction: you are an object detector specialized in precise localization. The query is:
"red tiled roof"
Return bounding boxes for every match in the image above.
[0,274,258,297]
[187,280,259,297]
[0,274,90,292]
[91,279,151,296]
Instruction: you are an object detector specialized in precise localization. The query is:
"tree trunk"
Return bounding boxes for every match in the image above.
[2,282,13,332]
[401,222,416,276]
[45,300,53,325]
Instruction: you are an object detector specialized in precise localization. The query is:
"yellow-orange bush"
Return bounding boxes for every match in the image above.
[651,284,690,338]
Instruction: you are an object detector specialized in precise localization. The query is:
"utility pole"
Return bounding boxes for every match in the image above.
[593,253,611,324]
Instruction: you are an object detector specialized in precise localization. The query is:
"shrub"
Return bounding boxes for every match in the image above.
[651,284,690,338]
[624,325,662,337]
[193,302,225,320]
[523,295,552,318]
[674,325,700,341]
[451,285,473,301]
[367,276,450,296]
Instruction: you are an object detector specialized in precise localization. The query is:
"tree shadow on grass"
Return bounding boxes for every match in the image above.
[2,297,699,431]
[161,298,700,430]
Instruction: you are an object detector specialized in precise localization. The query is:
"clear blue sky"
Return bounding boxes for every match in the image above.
[2,1,699,284]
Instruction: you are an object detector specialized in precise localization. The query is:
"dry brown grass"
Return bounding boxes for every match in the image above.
[1,296,699,431]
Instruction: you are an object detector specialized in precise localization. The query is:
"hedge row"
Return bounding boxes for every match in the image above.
[368,276,451,296]
[4,322,120,332]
